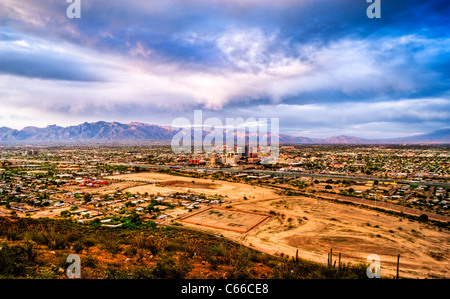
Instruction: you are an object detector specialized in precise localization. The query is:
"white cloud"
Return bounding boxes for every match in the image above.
[219,98,450,138]
[1,24,449,137]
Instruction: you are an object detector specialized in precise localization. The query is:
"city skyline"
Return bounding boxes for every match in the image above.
[1,0,449,139]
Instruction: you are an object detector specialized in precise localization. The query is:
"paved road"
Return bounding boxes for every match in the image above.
[3,158,450,187]
[125,164,450,188]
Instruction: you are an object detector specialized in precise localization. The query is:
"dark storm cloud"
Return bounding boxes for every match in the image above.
[0,0,449,137]
[2,0,449,80]
[0,48,104,82]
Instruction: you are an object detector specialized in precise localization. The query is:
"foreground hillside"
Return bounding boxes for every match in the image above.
[0,216,369,279]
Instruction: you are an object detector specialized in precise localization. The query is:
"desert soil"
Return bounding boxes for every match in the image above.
[107,172,450,279]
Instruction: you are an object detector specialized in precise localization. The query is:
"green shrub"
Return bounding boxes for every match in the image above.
[23,240,37,263]
[419,214,428,221]
[104,264,130,279]
[98,232,122,254]
[0,243,28,277]
[124,245,138,256]
[5,227,22,241]
[152,253,192,279]
[129,265,154,279]
[83,255,98,268]
[60,210,70,217]
[72,240,84,253]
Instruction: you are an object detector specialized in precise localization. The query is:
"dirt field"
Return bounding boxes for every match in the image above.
[317,192,450,222]
[30,207,69,218]
[106,172,450,279]
[63,181,145,194]
[106,172,277,202]
[159,180,217,189]
[235,196,450,279]
[179,207,270,233]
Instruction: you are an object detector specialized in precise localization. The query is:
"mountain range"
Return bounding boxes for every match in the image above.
[0,121,449,145]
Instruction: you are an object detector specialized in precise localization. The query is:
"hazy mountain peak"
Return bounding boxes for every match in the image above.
[0,122,448,145]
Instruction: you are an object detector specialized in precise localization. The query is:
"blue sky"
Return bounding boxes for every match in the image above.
[0,0,449,138]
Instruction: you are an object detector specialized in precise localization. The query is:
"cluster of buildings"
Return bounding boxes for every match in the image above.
[180,144,265,168]
[0,144,448,218]
[274,146,450,180]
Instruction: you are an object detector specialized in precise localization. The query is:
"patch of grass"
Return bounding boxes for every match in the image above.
[427,251,445,261]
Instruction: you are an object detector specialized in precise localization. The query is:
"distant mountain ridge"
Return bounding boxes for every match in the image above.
[0,121,448,145]
[0,121,178,144]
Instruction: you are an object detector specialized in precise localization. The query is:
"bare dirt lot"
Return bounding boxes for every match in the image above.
[63,180,145,194]
[106,172,277,202]
[106,172,450,279]
[30,207,69,218]
[179,207,270,233]
[159,180,218,189]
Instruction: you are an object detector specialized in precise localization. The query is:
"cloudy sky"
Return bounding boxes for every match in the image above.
[0,0,449,138]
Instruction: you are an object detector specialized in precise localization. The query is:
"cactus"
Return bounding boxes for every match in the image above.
[338,253,341,269]
[328,248,333,268]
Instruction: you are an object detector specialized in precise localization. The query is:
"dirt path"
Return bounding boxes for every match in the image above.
[317,192,450,222]
[231,196,450,279]
[111,172,450,279]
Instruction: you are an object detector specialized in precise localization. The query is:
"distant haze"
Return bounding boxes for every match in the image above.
[0,121,448,145]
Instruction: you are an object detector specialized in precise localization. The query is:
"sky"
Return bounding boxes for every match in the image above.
[0,0,449,138]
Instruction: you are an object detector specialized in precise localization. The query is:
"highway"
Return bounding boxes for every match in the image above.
[113,163,450,187]
[110,163,450,188]
[3,158,450,188]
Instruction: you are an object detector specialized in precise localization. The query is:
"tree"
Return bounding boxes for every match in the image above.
[83,193,92,203]
[419,214,428,222]
[60,210,70,217]
[129,210,141,224]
